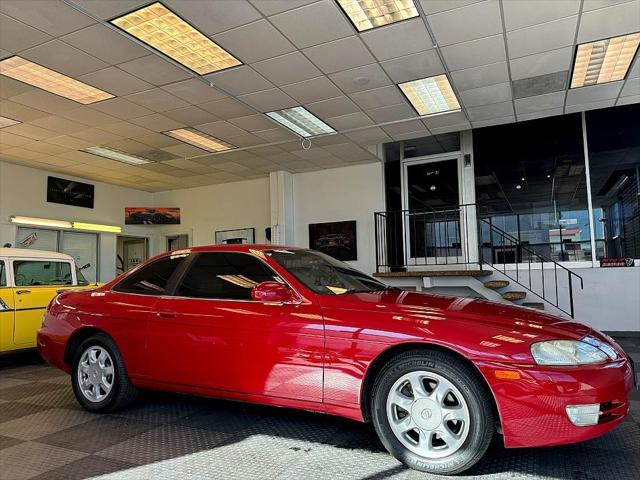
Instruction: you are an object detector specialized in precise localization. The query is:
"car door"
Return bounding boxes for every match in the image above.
[149,251,325,403]
[12,259,77,347]
[0,260,16,352]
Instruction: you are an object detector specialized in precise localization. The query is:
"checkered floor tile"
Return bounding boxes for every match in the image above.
[0,338,638,480]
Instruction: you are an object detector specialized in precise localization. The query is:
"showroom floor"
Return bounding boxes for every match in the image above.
[0,340,638,480]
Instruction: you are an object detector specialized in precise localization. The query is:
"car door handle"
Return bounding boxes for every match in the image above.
[157,311,176,318]
[16,290,31,295]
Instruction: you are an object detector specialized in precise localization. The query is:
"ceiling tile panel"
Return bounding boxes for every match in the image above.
[227,114,279,132]
[199,98,255,119]
[59,107,120,127]
[212,20,295,64]
[164,0,262,36]
[621,77,640,97]
[450,61,510,91]
[303,36,375,74]
[161,78,228,104]
[237,88,298,111]
[77,67,153,96]
[565,98,616,113]
[418,0,484,15]
[502,0,580,31]
[577,1,640,42]
[125,89,190,112]
[366,103,416,122]
[9,90,80,114]
[472,114,516,128]
[222,132,265,147]
[45,135,94,149]
[90,98,154,120]
[360,18,433,62]
[2,123,63,140]
[269,0,354,49]
[117,55,192,86]
[459,82,512,107]
[427,0,502,47]
[205,66,273,95]
[514,91,566,114]
[517,106,564,122]
[132,131,181,148]
[60,24,149,65]
[162,106,216,125]
[616,94,640,105]
[0,13,52,53]
[306,96,361,118]
[28,116,89,135]
[250,0,319,16]
[69,128,122,144]
[329,63,393,94]
[507,16,578,59]
[254,127,298,142]
[128,113,186,132]
[100,122,153,138]
[380,50,444,83]
[324,112,374,130]
[0,76,32,98]
[421,110,468,130]
[565,81,624,105]
[509,47,573,80]
[466,100,514,121]
[382,118,429,135]
[195,120,248,139]
[0,1,95,36]
[441,35,506,71]
[69,1,150,20]
[251,52,321,85]
[280,76,342,104]
[349,85,407,110]
[20,40,108,77]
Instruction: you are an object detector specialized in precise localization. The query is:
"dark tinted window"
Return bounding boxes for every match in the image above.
[0,261,6,287]
[175,252,278,300]
[115,255,185,295]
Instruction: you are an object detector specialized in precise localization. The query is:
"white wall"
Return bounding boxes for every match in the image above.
[153,177,271,250]
[292,163,385,274]
[0,161,155,281]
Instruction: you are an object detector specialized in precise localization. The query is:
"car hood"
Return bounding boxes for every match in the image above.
[319,289,591,342]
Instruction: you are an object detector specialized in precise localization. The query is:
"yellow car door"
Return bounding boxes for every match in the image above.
[12,259,75,347]
[0,260,15,352]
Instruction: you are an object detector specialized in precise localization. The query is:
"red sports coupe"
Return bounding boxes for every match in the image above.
[38,245,635,474]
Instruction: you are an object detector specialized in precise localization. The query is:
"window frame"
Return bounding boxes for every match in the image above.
[169,251,298,303]
[111,253,190,296]
[11,259,75,287]
[0,260,7,287]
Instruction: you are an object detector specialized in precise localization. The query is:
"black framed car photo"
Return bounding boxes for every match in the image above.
[47,176,95,209]
[215,227,255,245]
[309,220,357,261]
[125,208,181,225]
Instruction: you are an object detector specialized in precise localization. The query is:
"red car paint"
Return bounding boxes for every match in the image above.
[38,244,633,449]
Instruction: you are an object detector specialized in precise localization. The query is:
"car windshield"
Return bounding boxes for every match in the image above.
[266,249,390,295]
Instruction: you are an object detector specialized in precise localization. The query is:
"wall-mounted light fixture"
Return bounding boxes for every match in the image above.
[9,216,122,233]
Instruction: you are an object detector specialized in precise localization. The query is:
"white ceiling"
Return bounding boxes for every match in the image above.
[0,0,639,191]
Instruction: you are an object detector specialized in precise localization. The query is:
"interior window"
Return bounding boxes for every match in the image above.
[0,261,6,287]
[114,255,185,295]
[13,261,72,286]
[175,252,278,300]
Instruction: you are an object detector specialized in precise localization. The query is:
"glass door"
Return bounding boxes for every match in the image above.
[401,154,464,266]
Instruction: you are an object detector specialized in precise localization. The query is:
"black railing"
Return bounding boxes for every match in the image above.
[374,204,584,318]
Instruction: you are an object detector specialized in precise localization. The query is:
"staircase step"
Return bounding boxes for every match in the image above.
[374,270,492,278]
[522,302,545,310]
[484,280,509,290]
[502,291,527,301]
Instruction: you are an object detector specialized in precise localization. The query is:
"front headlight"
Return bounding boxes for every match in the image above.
[531,340,609,365]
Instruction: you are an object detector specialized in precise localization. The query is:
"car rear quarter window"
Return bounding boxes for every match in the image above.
[114,255,185,295]
[13,260,72,286]
[175,252,278,300]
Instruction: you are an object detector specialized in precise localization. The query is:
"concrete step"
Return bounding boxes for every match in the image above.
[522,302,545,310]
[374,270,492,278]
[502,291,527,301]
[484,280,509,290]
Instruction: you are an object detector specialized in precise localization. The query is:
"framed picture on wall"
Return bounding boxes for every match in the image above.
[47,176,94,209]
[309,220,357,261]
[125,208,180,225]
[215,228,255,245]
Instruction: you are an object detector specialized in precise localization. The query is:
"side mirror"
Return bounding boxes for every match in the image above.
[251,281,299,304]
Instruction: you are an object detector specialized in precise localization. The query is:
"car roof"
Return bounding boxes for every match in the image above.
[187,244,303,253]
[0,247,74,261]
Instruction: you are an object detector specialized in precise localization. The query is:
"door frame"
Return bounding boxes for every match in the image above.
[400,151,465,266]
[116,235,149,274]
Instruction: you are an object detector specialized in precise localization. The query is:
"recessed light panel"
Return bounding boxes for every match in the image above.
[0,56,114,104]
[84,146,151,165]
[337,0,418,31]
[165,128,235,152]
[571,33,640,88]
[0,116,20,128]
[111,2,242,75]
[266,107,335,138]
[398,75,461,116]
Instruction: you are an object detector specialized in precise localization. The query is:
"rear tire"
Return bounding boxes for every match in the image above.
[371,349,493,475]
[71,333,138,413]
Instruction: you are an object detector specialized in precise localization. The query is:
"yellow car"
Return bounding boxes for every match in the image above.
[0,248,98,353]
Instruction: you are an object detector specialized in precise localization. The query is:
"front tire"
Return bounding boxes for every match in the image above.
[371,349,494,475]
[71,334,138,413]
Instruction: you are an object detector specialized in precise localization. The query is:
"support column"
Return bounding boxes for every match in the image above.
[460,130,479,265]
[269,171,295,246]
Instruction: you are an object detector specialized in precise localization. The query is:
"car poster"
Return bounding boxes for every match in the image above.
[125,208,181,225]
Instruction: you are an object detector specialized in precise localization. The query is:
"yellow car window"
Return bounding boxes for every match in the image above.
[13,260,72,286]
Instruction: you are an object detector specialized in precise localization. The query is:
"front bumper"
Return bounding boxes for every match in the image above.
[478,357,634,448]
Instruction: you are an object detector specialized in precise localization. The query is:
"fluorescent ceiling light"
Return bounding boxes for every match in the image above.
[84,146,151,165]
[398,75,461,116]
[10,216,72,229]
[111,2,241,75]
[571,32,640,88]
[337,0,418,31]
[73,222,122,233]
[0,116,20,128]
[265,107,335,138]
[165,128,235,152]
[0,56,114,104]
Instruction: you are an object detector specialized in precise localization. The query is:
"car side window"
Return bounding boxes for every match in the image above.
[0,261,6,287]
[114,255,185,295]
[175,252,279,300]
[13,261,73,286]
